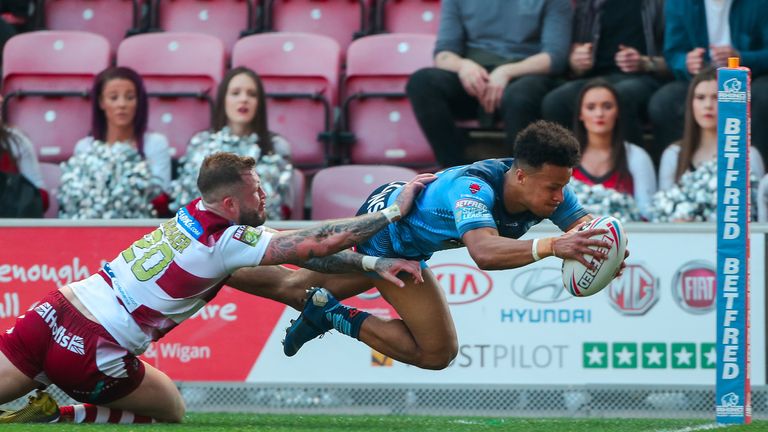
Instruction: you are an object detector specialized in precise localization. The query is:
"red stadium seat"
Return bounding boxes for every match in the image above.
[265,0,369,53]
[374,0,440,34]
[117,32,226,158]
[2,31,111,163]
[289,167,306,220]
[39,162,62,218]
[342,33,436,166]
[232,33,341,168]
[310,164,417,220]
[150,0,257,57]
[42,0,142,55]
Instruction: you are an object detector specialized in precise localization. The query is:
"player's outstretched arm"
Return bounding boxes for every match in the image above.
[302,250,424,287]
[260,173,436,267]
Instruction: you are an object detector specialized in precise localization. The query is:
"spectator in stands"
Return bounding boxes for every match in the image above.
[571,79,656,220]
[542,0,668,151]
[648,0,768,164]
[58,67,171,219]
[758,174,768,222]
[658,67,765,191]
[171,66,294,220]
[406,0,572,167]
[0,94,48,217]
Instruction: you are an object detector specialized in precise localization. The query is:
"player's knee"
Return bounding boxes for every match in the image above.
[157,397,186,423]
[417,343,458,370]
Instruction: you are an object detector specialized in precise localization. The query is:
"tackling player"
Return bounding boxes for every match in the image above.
[0,152,433,423]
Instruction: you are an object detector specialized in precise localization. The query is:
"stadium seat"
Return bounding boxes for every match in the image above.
[150,0,257,57]
[264,0,369,53]
[117,32,226,158]
[374,0,440,34]
[310,164,417,220]
[232,33,341,169]
[2,31,111,163]
[289,167,306,220]
[39,162,62,218]
[342,33,436,167]
[41,0,142,55]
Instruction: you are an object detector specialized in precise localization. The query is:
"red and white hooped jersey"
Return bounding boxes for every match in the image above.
[70,198,274,355]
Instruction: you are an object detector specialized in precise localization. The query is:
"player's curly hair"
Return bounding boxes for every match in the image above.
[198,152,257,200]
[513,120,581,169]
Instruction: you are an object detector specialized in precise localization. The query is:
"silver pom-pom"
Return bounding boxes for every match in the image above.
[569,179,642,223]
[649,159,759,222]
[170,127,294,220]
[58,141,160,219]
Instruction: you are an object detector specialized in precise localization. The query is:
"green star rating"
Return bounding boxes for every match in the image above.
[612,343,637,368]
[641,343,667,369]
[583,342,608,368]
[582,342,713,369]
[700,343,716,369]
[671,343,696,369]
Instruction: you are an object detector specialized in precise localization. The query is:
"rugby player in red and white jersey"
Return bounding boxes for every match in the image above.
[0,152,434,424]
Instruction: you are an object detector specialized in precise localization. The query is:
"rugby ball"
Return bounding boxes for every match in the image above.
[562,216,627,297]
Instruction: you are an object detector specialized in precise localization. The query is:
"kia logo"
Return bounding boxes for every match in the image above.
[432,264,492,305]
[510,267,571,303]
[607,263,658,315]
[672,260,715,314]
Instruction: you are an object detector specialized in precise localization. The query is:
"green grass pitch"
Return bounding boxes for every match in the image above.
[1,414,767,431]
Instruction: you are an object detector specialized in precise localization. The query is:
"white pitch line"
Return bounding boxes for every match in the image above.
[655,423,727,432]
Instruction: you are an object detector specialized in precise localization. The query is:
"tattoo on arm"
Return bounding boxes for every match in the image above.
[262,212,388,265]
[301,250,365,273]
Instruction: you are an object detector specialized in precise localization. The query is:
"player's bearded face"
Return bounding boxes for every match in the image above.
[237,172,268,226]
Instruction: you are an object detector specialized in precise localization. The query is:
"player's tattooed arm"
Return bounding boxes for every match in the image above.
[259,172,436,267]
[302,250,424,287]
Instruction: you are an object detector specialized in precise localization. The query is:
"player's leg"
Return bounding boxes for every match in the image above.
[0,351,39,404]
[99,361,185,423]
[356,269,457,369]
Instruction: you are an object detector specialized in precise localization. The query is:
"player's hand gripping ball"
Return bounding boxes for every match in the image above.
[562,216,627,297]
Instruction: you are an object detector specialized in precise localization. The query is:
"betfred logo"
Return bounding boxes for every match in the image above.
[433,264,492,305]
[672,261,716,314]
[607,264,658,315]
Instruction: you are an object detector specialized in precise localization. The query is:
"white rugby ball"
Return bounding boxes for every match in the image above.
[562,216,627,297]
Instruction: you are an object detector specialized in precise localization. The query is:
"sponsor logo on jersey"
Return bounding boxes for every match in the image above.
[233,226,262,246]
[34,302,85,355]
[672,261,716,314]
[177,207,204,239]
[454,198,491,223]
[469,183,481,194]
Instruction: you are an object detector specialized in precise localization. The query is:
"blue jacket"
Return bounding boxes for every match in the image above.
[664,0,768,79]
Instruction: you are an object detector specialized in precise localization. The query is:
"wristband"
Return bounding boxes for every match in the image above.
[531,238,541,262]
[381,204,402,223]
[362,255,379,271]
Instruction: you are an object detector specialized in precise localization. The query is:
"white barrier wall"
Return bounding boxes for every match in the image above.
[252,224,766,386]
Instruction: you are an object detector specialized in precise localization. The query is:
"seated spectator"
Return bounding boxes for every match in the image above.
[543,0,668,151]
[570,79,656,220]
[652,67,764,222]
[648,0,768,164]
[0,96,47,217]
[58,67,171,219]
[658,67,765,191]
[406,0,572,167]
[171,66,294,220]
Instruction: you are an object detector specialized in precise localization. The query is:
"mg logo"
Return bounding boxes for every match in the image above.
[672,261,715,314]
[510,267,571,303]
[607,264,658,315]
[433,264,492,305]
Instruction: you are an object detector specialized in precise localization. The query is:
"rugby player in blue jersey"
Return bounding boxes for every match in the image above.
[235,121,622,370]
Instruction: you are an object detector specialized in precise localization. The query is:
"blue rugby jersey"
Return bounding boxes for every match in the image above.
[376,158,587,260]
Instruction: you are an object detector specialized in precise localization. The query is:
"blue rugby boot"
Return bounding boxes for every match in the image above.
[283,287,372,357]
[282,288,335,357]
